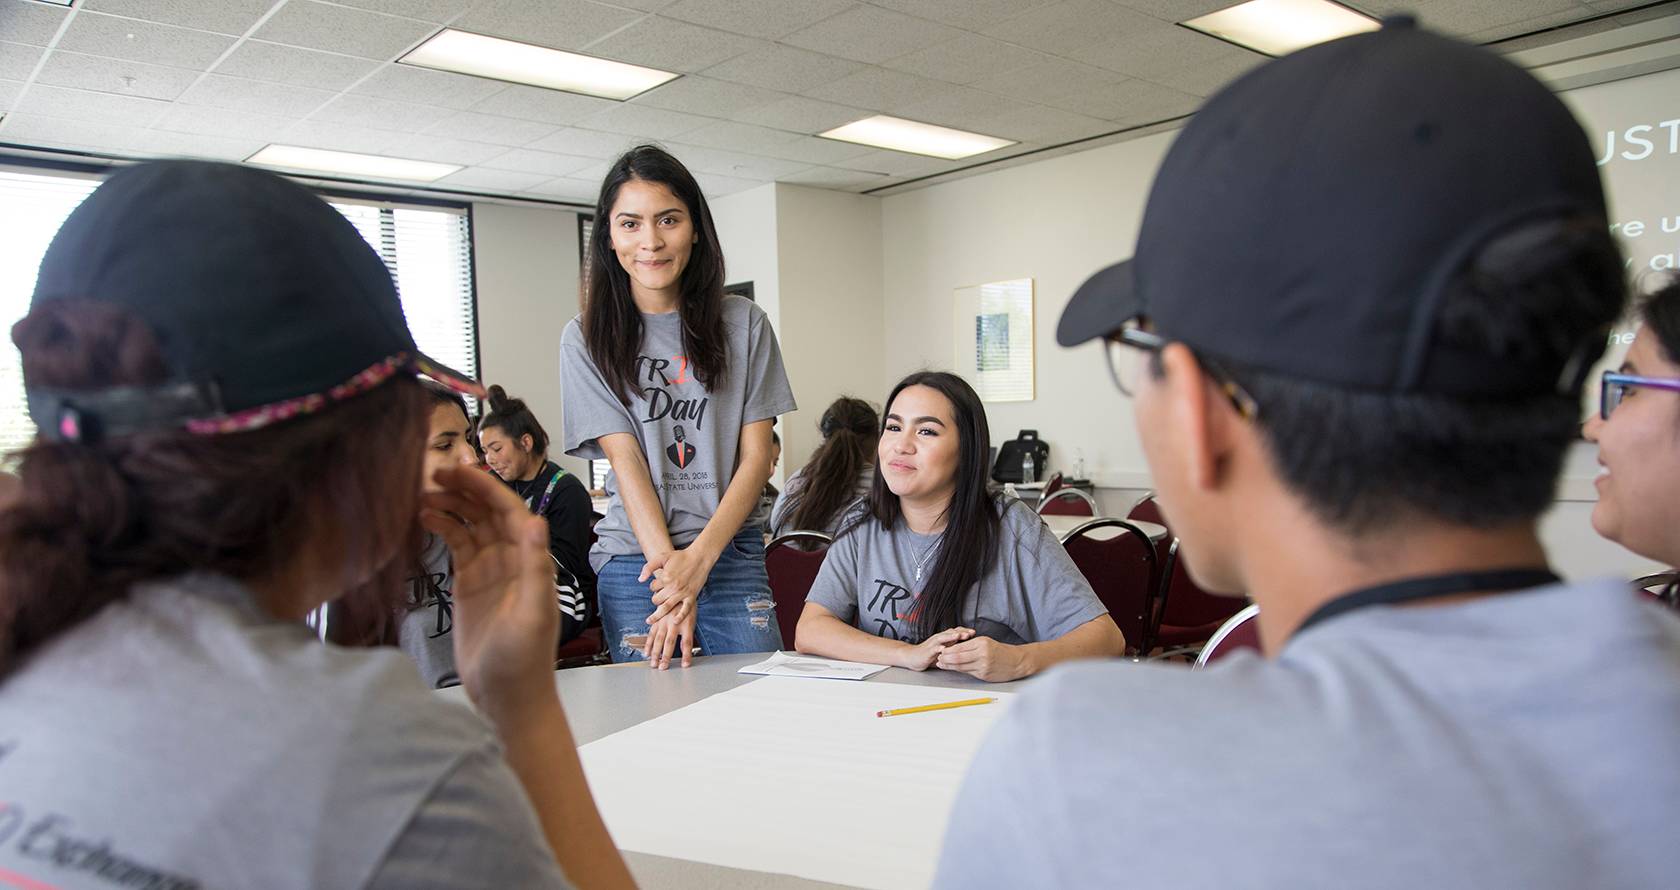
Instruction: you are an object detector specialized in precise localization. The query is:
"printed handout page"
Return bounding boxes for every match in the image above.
[738,650,892,680]
[578,677,1016,889]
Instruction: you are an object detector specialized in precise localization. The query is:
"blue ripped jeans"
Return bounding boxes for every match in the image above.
[597,528,783,663]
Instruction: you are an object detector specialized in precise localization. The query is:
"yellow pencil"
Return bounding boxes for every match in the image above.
[876,697,997,718]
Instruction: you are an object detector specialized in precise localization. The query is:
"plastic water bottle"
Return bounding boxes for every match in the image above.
[1023,451,1036,483]
[1073,449,1086,481]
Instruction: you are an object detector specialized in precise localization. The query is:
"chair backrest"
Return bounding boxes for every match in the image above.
[1153,537,1250,629]
[1058,518,1158,655]
[1126,491,1165,525]
[1037,487,1097,516]
[1042,471,1065,497]
[765,531,834,648]
[1634,571,1680,610]
[1193,603,1261,669]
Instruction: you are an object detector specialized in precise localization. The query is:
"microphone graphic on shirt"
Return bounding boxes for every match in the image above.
[666,424,697,469]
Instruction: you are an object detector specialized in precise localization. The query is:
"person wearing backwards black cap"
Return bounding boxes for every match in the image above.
[936,19,1680,889]
[0,161,630,888]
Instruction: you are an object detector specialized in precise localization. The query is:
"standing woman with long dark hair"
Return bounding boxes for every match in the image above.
[795,372,1125,681]
[561,145,796,668]
[770,396,878,537]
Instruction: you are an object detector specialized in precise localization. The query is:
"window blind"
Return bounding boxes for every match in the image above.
[578,214,610,492]
[0,167,479,465]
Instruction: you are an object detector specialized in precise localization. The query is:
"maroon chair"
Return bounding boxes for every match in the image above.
[766,531,833,649]
[1127,493,1249,655]
[1059,518,1158,657]
[1037,487,1097,516]
[1194,604,1261,669]
[1042,471,1066,497]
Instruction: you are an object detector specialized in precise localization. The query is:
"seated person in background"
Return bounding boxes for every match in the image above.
[1584,276,1680,601]
[479,384,595,641]
[937,21,1680,889]
[0,160,629,888]
[395,380,481,688]
[795,371,1125,681]
[771,396,879,537]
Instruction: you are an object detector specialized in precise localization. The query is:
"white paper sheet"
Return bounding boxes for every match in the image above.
[578,677,1015,890]
[737,650,891,680]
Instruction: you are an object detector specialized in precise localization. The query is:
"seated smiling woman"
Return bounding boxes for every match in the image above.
[795,371,1126,681]
[1584,276,1680,595]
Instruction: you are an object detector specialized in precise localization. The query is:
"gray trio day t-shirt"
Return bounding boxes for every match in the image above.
[0,573,570,890]
[560,296,797,570]
[397,532,457,689]
[805,497,1108,644]
[935,578,1680,889]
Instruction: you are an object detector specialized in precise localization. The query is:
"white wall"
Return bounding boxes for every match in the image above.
[471,201,588,482]
[708,182,787,484]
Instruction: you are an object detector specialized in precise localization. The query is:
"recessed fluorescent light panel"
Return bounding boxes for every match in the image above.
[401,29,678,101]
[1182,0,1379,57]
[819,116,1014,160]
[246,145,460,182]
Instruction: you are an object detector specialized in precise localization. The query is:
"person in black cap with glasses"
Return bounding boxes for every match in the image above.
[0,161,630,888]
[936,19,1679,889]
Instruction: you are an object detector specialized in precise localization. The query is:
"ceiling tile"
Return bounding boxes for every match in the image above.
[312,92,451,130]
[702,44,862,93]
[802,66,951,113]
[382,129,511,164]
[180,73,338,117]
[1470,8,1600,43]
[982,1,1160,55]
[34,50,199,100]
[423,110,558,145]
[971,55,1122,105]
[14,83,169,127]
[251,1,434,60]
[470,83,616,125]
[282,118,403,154]
[1109,0,1241,20]
[434,167,550,191]
[777,164,888,189]
[693,170,762,196]
[881,33,1045,85]
[731,96,864,134]
[213,40,382,90]
[782,5,962,65]
[584,16,762,74]
[660,0,856,39]
[57,12,237,70]
[154,104,296,141]
[830,147,948,177]
[326,0,476,23]
[633,75,785,118]
[971,102,1115,142]
[756,134,875,164]
[658,142,808,178]
[1352,0,1578,37]
[0,41,43,82]
[526,126,642,157]
[80,0,274,36]
[521,176,601,201]
[0,80,21,112]
[480,146,597,176]
[125,128,267,161]
[453,0,645,51]
[574,102,714,139]
[0,112,135,149]
[896,84,1026,131]
[866,0,1058,30]
[355,64,507,110]
[678,119,802,153]
[1139,47,1265,98]
[1067,22,1249,79]
[0,0,69,47]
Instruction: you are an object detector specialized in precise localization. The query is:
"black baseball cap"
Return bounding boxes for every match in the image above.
[1057,18,1609,397]
[25,160,482,442]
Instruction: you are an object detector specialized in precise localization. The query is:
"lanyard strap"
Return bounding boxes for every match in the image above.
[532,464,567,516]
[1295,568,1560,635]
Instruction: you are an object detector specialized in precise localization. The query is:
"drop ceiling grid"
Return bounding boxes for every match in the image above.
[0,0,1633,201]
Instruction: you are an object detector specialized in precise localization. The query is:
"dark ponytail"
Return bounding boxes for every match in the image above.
[0,300,428,675]
[479,384,549,457]
[784,397,878,533]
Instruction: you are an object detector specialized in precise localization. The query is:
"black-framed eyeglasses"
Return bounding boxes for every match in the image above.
[1102,321,1258,420]
[1600,370,1680,420]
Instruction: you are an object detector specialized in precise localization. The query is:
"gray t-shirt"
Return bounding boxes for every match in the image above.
[0,573,570,890]
[560,296,796,570]
[936,578,1680,889]
[805,497,1108,644]
[769,463,876,537]
[398,533,457,689]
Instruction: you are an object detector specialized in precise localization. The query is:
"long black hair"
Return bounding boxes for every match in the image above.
[782,396,878,534]
[584,145,728,404]
[479,384,548,458]
[1639,275,1680,370]
[850,372,1001,642]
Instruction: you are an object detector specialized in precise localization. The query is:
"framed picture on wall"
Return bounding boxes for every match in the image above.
[952,278,1035,402]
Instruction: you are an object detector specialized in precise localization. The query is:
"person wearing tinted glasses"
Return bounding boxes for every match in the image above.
[1584,277,1680,585]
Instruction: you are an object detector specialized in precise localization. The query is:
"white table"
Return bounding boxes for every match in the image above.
[1040,513,1169,543]
[437,653,1031,889]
